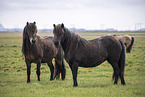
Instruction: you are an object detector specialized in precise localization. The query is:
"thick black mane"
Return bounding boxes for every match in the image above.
[61,27,88,61]
[63,27,88,48]
[22,23,35,56]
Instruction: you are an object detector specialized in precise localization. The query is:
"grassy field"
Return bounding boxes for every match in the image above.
[0,32,145,97]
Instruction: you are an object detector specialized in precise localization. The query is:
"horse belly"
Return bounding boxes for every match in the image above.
[41,56,53,63]
[79,55,106,67]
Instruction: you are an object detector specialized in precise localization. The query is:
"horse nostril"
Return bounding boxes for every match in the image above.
[32,39,36,44]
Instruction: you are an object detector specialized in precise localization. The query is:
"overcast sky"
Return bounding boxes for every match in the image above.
[0,0,145,30]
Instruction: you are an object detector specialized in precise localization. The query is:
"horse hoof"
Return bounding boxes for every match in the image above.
[121,83,126,85]
[73,85,78,87]
[61,78,65,81]
[27,81,30,83]
[114,83,117,85]
[50,78,54,81]
[73,84,78,87]
[61,76,65,80]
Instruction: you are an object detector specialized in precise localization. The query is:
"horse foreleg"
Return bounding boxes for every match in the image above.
[70,62,78,87]
[26,60,31,83]
[61,59,66,80]
[47,62,54,80]
[36,61,41,81]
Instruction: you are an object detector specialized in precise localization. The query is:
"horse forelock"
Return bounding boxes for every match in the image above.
[24,23,37,36]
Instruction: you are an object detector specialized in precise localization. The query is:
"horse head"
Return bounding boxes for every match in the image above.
[53,23,65,46]
[126,37,134,53]
[24,22,37,44]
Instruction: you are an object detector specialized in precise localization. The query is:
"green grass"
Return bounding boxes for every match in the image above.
[0,32,145,97]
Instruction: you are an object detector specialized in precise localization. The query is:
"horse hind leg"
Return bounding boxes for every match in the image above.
[118,56,126,85]
[107,59,120,85]
[119,72,125,85]
[47,62,54,80]
[118,39,126,85]
[109,59,126,85]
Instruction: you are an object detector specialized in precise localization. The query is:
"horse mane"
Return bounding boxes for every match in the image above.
[63,26,88,47]
[59,26,88,61]
[22,26,29,56]
[54,24,87,46]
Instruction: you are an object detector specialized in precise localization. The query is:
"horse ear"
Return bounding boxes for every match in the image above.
[61,23,64,28]
[27,22,29,25]
[34,21,36,24]
[53,24,56,28]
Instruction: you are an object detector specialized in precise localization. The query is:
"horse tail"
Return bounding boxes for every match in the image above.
[126,37,134,53]
[118,40,126,85]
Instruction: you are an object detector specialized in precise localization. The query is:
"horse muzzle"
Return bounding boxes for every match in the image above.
[30,38,36,44]
[126,49,131,53]
[54,39,60,47]
[54,40,59,47]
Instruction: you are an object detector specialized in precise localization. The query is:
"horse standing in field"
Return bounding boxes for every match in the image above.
[110,34,134,53]
[22,22,66,83]
[53,23,126,87]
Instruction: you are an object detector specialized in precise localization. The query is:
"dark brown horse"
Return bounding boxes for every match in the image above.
[22,22,66,83]
[53,23,126,87]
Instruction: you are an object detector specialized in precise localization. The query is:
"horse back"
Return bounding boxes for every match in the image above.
[74,37,109,67]
[99,36,122,59]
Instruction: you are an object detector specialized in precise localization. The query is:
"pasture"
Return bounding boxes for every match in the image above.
[0,31,145,97]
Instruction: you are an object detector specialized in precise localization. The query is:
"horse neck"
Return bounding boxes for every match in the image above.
[61,29,87,53]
